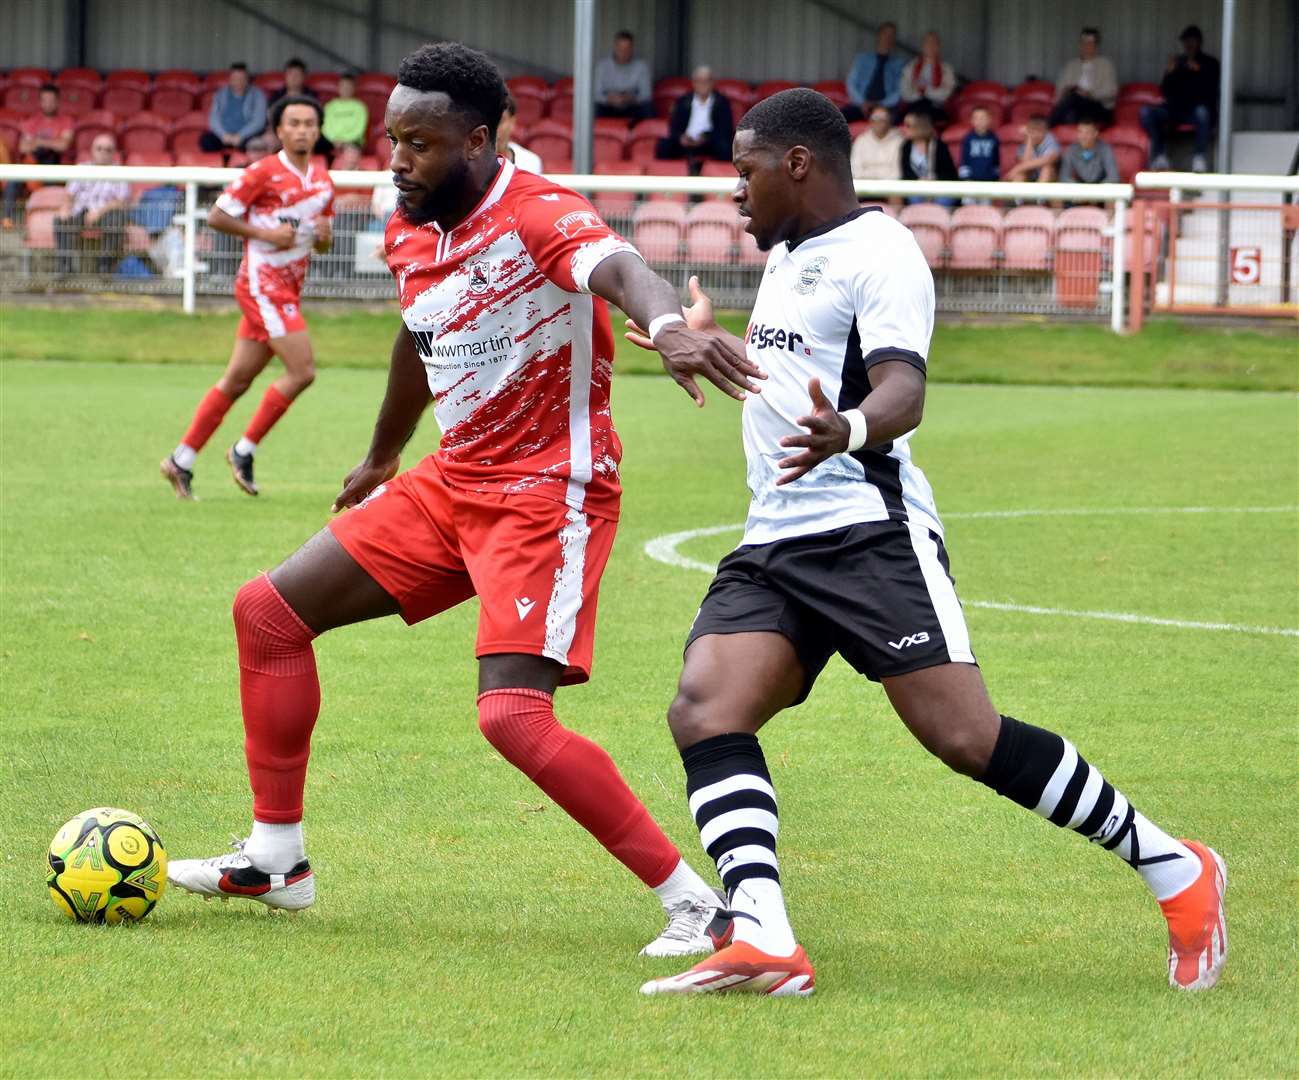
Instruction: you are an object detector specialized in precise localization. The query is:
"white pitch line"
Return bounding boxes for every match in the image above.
[642,507,1299,639]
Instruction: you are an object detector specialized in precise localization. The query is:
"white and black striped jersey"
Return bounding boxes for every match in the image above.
[739,206,941,546]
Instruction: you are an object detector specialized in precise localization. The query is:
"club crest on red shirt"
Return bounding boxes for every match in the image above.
[467,259,492,296]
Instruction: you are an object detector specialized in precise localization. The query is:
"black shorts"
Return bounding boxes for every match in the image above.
[685,520,976,705]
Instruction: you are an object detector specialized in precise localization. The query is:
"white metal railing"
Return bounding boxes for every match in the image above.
[0,163,1139,328]
[1134,171,1299,194]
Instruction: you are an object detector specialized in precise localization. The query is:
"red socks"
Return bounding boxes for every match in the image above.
[181,386,235,452]
[477,688,681,886]
[234,574,319,824]
[243,385,292,446]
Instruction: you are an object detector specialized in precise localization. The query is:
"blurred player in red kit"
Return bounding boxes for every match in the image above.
[161,96,334,499]
[167,43,764,957]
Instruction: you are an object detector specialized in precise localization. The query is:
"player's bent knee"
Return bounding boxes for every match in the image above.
[926,724,993,778]
[666,682,730,747]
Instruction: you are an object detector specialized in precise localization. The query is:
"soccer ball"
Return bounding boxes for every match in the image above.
[46,807,167,924]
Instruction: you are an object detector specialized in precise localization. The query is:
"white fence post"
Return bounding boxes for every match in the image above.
[1111,195,1127,334]
[182,181,197,315]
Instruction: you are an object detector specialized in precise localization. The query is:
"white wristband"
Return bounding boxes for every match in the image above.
[647,313,685,343]
[841,409,868,452]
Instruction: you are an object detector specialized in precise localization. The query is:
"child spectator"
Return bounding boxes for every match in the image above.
[201,63,268,153]
[594,30,653,121]
[1050,27,1118,127]
[319,72,368,157]
[1059,119,1118,183]
[899,32,956,122]
[850,104,904,181]
[1004,115,1059,183]
[958,105,1000,181]
[19,84,74,165]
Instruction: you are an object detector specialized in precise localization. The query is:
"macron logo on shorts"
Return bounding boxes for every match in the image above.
[515,597,537,621]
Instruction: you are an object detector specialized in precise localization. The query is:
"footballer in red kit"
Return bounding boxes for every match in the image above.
[167,43,764,960]
[161,95,334,499]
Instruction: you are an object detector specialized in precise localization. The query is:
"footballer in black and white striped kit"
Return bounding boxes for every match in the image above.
[636,88,1227,999]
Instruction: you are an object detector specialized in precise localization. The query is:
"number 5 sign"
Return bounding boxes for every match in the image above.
[1229,247,1261,285]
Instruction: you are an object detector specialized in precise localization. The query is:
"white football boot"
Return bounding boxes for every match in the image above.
[167,838,315,911]
[641,890,732,957]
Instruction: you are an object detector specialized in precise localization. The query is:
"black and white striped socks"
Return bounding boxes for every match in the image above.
[979,715,1200,900]
[682,733,798,956]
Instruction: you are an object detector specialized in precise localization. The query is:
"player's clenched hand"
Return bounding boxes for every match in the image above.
[776,377,852,486]
[625,277,764,408]
[262,222,297,249]
[312,217,332,249]
[332,457,400,513]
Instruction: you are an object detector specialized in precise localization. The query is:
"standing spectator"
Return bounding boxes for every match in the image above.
[497,96,543,173]
[899,109,957,204]
[319,71,369,157]
[54,134,130,274]
[267,58,319,110]
[1004,114,1059,182]
[899,32,956,122]
[200,62,268,153]
[656,65,734,170]
[19,84,74,165]
[958,105,1000,181]
[594,30,652,121]
[1059,119,1119,183]
[1049,28,1118,127]
[1141,25,1219,172]
[845,22,904,122]
[850,104,904,181]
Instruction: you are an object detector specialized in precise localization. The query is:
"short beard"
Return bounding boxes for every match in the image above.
[398,158,472,226]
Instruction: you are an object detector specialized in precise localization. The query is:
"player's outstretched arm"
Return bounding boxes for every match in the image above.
[775,361,926,486]
[332,325,430,512]
[588,254,764,407]
[208,205,296,250]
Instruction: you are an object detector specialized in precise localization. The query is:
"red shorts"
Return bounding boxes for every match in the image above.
[328,457,617,684]
[235,273,306,342]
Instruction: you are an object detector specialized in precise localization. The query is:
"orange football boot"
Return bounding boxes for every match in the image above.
[1158,840,1228,991]
[640,940,814,997]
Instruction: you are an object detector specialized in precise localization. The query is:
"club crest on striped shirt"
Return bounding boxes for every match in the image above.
[466,259,492,296]
[795,257,828,295]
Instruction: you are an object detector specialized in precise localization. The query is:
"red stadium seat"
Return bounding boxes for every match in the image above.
[509,87,547,126]
[507,75,550,99]
[176,151,224,167]
[698,159,737,199]
[57,68,102,91]
[253,73,284,94]
[626,118,669,162]
[356,72,396,96]
[594,116,633,134]
[101,86,147,117]
[522,118,571,167]
[542,158,573,175]
[27,186,67,212]
[643,157,689,203]
[756,80,799,101]
[1118,82,1161,106]
[169,112,209,155]
[716,78,757,113]
[1055,206,1107,248]
[74,121,115,158]
[3,84,43,114]
[1012,79,1054,103]
[591,160,642,221]
[127,111,169,130]
[150,87,195,120]
[307,73,340,97]
[847,120,870,142]
[121,124,170,156]
[592,129,627,164]
[25,209,58,250]
[1053,123,1080,150]
[0,118,20,157]
[961,80,1008,103]
[126,151,175,168]
[549,93,573,123]
[955,97,1003,127]
[898,203,950,267]
[196,87,220,114]
[812,80,850,109]
[1054,206,1108,307]
[948,205,1003,269]
[154,69,202,94]
[1010,99,1051,126]
[685,201,740,264]
[1002,206,1055,269]
[653,76,691,99]
[1106,126,1150,183]
[57,84,98,116]
[632,201,685,261]
[941,122,969,168]
[9,68,51,87]
[106,69,151,92]
[996,123,1024,176]
[553,76,574,96]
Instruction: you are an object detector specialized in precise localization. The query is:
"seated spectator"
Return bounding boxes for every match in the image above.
[1049,27,1118,127]
[958,105,1000,181]
[319,71,368,157]
[0,136,14,228]
[899,109,957,204]
[200,62,268,153]
[267,58,319,109]
[845,21,904,122]
[1004,115,1059,182]
[19,84,74,165]
[850,104,904,181]
[1141,24,1219,172]
[1059,119,1118,183]
[497,96,542,173]
[54,134,130,274]
[594,30,652,122]
[656,65,733,171]
[899,32,955,122]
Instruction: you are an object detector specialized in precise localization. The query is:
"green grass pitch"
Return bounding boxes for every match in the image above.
[1,315,1296,1076]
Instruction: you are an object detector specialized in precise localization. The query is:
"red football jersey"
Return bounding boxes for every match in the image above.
[384,159,639,520]
[214,151,334,301]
